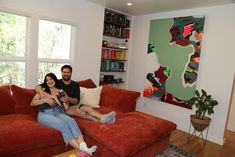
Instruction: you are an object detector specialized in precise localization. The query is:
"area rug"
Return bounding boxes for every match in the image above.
[156,144,197,157]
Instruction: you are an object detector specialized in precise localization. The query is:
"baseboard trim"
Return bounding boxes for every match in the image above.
[176,125,224,145]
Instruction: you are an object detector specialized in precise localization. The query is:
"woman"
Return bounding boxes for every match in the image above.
[31,73,96,155]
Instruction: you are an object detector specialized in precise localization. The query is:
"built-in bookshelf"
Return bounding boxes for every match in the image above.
[99,9,131,86]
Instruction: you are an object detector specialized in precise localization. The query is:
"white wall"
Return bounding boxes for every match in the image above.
[0,0,105,88]
[128,4,235,145]
[227,75,235,131]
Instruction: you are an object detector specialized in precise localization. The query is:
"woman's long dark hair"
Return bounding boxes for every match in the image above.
[42,73,59,94]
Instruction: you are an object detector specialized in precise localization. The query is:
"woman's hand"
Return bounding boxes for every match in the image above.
[39,90,50,99]
[31,94,56,107]
[63,102,69,110]
[47,94,57,99]
[63,93,69,104]
[45,98,57,107]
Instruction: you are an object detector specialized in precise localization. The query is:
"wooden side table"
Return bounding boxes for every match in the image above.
[53,148,90,157]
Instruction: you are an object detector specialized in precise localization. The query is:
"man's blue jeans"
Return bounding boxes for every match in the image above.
[38,107,82,144]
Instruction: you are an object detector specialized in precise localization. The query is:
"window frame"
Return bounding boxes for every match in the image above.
[0,9,30,87]
[37,17,76,83]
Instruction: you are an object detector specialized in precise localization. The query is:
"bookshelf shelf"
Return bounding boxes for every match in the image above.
[100,80,125,85]
[101,59,127,62]
[101,70,126,72]
[103,33,129,39]
[102,46,128,51]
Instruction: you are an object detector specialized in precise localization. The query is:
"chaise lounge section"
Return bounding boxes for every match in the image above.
[0,79,176,157]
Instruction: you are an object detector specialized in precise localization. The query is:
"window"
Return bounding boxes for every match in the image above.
[0,12,27,86]
[0,12,75,87]
[37,19,73,83]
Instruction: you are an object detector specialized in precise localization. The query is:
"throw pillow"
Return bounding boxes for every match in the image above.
[0,86,15,115]
[11,85,38,115]
[79,86,103,108]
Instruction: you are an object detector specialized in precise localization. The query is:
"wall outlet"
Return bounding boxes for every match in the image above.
[142,102,146,107]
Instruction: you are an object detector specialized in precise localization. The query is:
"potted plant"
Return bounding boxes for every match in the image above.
[185,89,218,131]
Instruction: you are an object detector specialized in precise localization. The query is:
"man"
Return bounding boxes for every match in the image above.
[36,65,116,123]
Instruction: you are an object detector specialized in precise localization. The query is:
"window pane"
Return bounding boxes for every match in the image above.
[38,20,71,59]
[0,62,25,86]
[0,12,26,57]
[37,63,68,84]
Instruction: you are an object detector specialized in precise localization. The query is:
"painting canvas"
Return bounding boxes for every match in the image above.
[144,16,205,109]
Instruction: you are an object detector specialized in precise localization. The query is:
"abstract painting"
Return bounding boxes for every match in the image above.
[144,16,205,109]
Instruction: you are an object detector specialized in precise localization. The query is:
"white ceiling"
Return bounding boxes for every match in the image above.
[86,0,235,15]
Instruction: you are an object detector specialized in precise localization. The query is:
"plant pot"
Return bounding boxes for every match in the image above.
[190,115,211,132]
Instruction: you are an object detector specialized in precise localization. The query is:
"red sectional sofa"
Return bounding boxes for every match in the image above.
[0,79,176,157]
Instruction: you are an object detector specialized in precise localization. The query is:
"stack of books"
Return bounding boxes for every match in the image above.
[102,48,126,60]
[100,61,124,72]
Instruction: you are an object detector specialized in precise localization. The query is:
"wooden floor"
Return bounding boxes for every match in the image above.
[169,129,235,157]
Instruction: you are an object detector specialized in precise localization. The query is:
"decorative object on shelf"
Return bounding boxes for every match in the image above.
[143,15,205,109]
[116,78,123,83]
[104,75,114,83]
[102,40,108,47]
[100,74,104,83]
[102,40,128,50]
[99,76,124,85]
[119,42,127,49]
[106,41,117,48]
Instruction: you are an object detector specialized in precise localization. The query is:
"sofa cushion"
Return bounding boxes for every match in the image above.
[99,86,140,112]
[0,85,15,115]
[11,85,38,117]
[80,86,103,108]
[0,114,64,156]
[78,111,176,157]
[78,79,97,88]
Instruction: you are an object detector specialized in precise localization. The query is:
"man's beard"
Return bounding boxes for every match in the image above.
[62,76,71,81]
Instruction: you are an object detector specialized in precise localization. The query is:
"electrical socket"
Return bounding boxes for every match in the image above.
[142,102,146,107]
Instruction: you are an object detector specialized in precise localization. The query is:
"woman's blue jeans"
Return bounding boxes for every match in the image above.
[38,107,82,144]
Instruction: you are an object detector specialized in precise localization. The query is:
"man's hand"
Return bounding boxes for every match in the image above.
[76,109,86,117]
[64,94,78,105]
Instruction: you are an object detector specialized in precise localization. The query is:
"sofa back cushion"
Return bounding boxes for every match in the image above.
[78,79,97,88]
[79,86,103,108]
[11,85,38,117]
[99,86,140,112]
[0,86,15,115]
